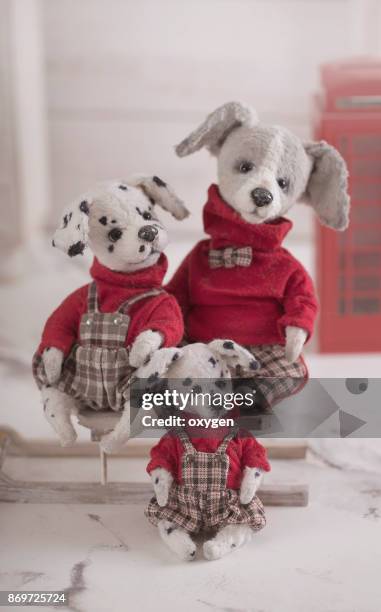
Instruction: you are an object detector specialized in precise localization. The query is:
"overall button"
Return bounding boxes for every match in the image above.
[86,319,91,325]
[114,317,120,325]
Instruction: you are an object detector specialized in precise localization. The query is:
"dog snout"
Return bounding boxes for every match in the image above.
[138,225,159,243]
[251,187,273,207]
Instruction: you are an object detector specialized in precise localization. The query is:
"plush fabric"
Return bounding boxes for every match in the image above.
[146,429,266,533]
[166,184,318,346]
[37,254,183,356]
[147,428,271,490]
[175,101,349,230]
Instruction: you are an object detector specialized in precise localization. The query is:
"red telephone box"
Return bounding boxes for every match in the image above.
[314,59,381,352]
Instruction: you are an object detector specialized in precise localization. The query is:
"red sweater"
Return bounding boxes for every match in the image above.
[147,426,271,490]
[37,255,184,356]
[166,184,318,346]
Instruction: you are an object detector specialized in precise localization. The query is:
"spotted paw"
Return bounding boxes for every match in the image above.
[158,522,196,561]
[169,531,196,562]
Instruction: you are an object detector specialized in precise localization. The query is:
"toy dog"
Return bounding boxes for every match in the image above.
[167,102,350,408]
[33,176,188,450]
[137,341,270,561]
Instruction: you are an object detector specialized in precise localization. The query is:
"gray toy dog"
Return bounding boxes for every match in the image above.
[168,102,350,406]
[177,101,349,230]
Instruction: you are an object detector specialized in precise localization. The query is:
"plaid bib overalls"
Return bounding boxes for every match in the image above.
[33,282,162,411]
[145,429,266,534]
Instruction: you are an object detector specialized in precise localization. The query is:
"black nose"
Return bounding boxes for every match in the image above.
[138,225,158,243]
[251,187,273,207]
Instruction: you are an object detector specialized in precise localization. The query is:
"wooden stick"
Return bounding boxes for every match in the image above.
[0,470,308,506]
[100,448,107,486]
[2,427,307,461]
[0,433,10,469]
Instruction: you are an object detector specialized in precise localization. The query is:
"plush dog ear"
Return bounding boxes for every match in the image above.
[175,101,258,157]
[135,347,184,381]
[303,141,350,230]
[128,175,189,220]
[208,340,259,373]
[52,197,92,257]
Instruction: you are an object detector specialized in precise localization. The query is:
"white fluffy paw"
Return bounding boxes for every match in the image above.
[285,326,307,363]
[42,387,77,446]
[151,468,173,506]
[239,467,263,505]
[42,347,64,384]
[203,525,252,561]
[203,539,227,561]
[100,431,128,454]
[158,521,196,562]
[58,428,77,447]
[129,330,162,368]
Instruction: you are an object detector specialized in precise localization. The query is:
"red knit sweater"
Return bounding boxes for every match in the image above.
[147,426,271,490]
[37,255,184,356]
[166,184,318,346]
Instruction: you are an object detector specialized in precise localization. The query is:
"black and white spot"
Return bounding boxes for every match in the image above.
[215,379,227,389]
[148,372,159,384]
[79,200,89,214]
[68,241,85,257]
[62,212,72,228]
[153,176,167,188]
[223,341,235,350]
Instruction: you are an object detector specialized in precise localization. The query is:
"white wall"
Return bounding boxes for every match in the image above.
[2,0,380,255]
[0,0,21,257]
[41,0,381,242]
[0,0,50,279]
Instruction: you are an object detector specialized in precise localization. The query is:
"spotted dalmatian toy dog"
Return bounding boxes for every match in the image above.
[128,341,271,561]
[33,176,188,449]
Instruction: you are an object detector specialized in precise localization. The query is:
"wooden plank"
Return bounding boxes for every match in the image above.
[0,432,10,469]
[0,473,308,507]
[265,444,307,460]
[99,448,108,486]
[4,428,307,461]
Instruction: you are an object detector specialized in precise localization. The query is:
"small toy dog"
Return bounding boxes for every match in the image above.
[137,341,271,561]
[167,102,350,408]
[33,176,188,449]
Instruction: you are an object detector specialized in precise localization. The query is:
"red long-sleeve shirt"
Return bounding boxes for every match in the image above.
[147,427,271,490]
[166,184,318,346]
[37,254,184,356]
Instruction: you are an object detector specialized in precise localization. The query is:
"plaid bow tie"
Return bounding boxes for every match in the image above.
[208,246,252,269]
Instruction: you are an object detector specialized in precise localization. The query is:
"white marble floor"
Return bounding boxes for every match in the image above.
[1,452,381,612]
[1,240,380,611]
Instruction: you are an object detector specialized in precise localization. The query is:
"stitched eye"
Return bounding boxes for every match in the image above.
[277,178,289,191]
[142,211,152,220]
[108,228,123,242]
[238,161,254,174]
